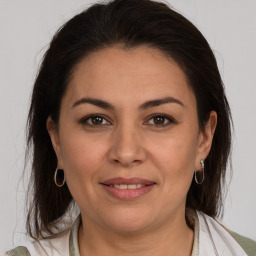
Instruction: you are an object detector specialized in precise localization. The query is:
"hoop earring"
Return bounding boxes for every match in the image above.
[54,168,66,187]
[194,159,205,184]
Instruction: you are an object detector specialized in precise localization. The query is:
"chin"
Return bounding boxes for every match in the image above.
[100,208,155,233]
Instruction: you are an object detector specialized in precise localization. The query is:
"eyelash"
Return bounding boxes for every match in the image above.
[79,114,111,127]
[79,113,176,128]
[145,114,176,127]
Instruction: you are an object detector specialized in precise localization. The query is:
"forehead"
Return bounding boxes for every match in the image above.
[64,46,195,108]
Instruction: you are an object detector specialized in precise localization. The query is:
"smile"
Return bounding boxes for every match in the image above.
[100,177,156,200]
[108,184,146,189]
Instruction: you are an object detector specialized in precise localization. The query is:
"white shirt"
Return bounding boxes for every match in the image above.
[6,211,249,256]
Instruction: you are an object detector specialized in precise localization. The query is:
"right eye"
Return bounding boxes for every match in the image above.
[80,114,111,127]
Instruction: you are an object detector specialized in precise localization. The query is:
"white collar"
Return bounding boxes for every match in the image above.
[196,211,247,256]
[24,211,247,256]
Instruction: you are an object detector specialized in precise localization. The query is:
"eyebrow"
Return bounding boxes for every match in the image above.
[72,98,114,109]
[72,96,184,110]
[139,97,184,110]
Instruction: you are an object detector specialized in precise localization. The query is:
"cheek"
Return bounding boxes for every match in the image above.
[58,130,107,180]
[149,131,198,186]
[58,131,109,206]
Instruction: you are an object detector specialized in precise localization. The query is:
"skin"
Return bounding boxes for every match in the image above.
[47,46,217,256]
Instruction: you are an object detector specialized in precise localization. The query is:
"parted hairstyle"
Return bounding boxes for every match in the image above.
[26,0,232,239]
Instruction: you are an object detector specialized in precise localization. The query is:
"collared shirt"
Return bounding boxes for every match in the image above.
[5,210,255,256]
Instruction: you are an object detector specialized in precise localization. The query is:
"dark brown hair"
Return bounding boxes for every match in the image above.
[26,0,232,238]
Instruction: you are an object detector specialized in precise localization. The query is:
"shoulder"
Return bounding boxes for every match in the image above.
[226,229,256,256]
[198,211,256,256]
[5,215,81,256]
[5,246,31,256]
[5,231,70,256]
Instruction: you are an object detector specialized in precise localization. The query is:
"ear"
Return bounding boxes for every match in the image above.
[195,111,217,169]
[46,116,64,169]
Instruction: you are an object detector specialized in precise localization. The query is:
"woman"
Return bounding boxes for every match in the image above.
[5,0,256,255]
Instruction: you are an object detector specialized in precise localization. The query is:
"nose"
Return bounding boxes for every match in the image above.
[108,124,147,167]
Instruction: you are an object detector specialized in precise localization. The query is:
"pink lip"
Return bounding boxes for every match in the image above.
[101,177,155,185]
[100,177,156,200]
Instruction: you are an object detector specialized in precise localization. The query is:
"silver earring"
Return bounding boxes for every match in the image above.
[194,159,205,184]
[54,168,66,187]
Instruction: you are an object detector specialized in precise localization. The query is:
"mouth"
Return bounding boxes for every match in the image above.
[100,177,156,200]
[104,184,151,189]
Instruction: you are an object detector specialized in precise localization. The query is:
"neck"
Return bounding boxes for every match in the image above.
[78,211,194,256]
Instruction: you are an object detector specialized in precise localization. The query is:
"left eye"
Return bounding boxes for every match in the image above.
[81,115,110,126]
[146,115,174,126]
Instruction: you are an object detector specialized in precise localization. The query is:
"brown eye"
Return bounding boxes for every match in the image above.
[81,115,110,127]
[146,114,175,127]
[153,116,166,125]
[91,116,104,125]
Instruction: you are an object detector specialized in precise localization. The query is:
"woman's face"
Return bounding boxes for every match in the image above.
[48,46,216,233]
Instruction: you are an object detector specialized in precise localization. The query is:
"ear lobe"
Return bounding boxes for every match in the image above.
[46,116,64,169]
[196,111,217,162]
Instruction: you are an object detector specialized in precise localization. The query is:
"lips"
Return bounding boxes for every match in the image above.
[100,177,156,200]
[101,177,155,186]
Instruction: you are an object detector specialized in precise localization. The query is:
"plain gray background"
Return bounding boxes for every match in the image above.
[1,0,256,252]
